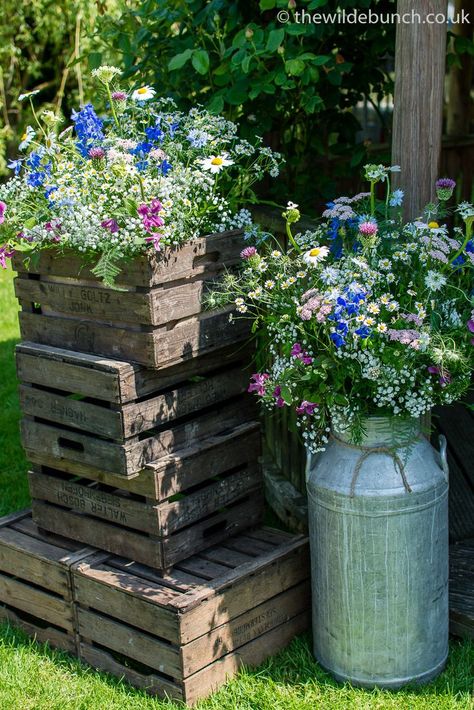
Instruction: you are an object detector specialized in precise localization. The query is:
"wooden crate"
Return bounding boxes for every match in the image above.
[72,527,310,704]
[12,231,248,367]
[28,422,264,570]
[0,509,94,653]
[17,342,255,478]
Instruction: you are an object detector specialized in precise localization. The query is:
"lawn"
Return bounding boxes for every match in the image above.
[0,266,473,709]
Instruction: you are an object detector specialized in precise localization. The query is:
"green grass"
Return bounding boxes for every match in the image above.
[0,266,473,709]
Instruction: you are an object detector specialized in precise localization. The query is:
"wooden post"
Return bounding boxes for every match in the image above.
[392,0,448,219]
[447,0,474,136]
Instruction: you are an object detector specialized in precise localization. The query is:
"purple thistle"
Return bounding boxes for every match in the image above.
[111,91,127,101]
[436,178,456,201]
[88,147,106,160]
[241,246,257,260]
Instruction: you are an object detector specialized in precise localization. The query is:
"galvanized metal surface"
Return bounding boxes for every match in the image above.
[307,416,449,689]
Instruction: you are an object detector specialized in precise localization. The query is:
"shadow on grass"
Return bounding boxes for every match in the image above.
[243,632,474,698]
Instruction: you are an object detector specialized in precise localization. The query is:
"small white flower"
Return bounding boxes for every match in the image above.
[131,86,156,101]
[92,65,122,84]
[265,280,275,289]
[424,270,447,292]
[18,89,40,102]
[303,246,329,267]
[199,153,234,174]
[271,249,282,258]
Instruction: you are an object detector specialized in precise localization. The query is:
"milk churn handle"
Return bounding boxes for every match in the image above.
[438,435,449,483]
[350,446,412,498]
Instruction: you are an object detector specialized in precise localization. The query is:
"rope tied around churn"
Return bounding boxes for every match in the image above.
[331,434,414,498]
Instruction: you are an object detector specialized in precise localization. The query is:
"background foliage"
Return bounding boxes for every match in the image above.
[0,0,116,175]
[97,0,396,208]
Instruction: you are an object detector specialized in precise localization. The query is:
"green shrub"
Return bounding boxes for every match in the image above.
[98,0,395,207]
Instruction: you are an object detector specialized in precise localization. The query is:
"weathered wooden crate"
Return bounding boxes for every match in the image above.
[0,509,94,653]
[28,422,264,570]
[17,342,255,478]
[72,527,310,704]
[12,231,248,367]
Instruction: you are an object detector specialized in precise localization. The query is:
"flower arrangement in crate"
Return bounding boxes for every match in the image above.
[0,65,281,285]
[208,166,474,451]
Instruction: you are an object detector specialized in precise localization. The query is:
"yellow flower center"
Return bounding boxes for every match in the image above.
[21,132,27,141]
[428,221,439,229]
[137,87,148,95]
[211,157,224,165]
[309,248,321,257]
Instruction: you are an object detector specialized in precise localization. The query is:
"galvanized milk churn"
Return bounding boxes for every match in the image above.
[306,416,449,688]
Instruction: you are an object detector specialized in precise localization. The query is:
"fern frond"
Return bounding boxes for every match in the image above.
[91,248,125,290]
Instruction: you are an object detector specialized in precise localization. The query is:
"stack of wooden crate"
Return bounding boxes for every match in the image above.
[0,233,310,703]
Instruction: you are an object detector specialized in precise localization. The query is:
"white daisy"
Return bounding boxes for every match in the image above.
[131,86,156,101]
[199,153,234,173]
[19,126,36,151]
[303,246,330,267]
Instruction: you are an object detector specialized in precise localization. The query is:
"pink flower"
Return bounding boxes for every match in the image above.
[0,201,6,224]
[273,386,285,408]
[248,373,269,396]
[0,244,14,268]
[240,246,257,260]
[145,233,162,251]
[45,220,62,243]
[101,218,119,234]
[138,200,165,233]
[296,400,318,416]
[111,91,127,101]
[359,221,378,236]
[88,147,105,160]
[467,320,474,333]
[291,342,313,365]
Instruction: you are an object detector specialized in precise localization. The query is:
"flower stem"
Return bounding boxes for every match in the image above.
[106,84,120,130]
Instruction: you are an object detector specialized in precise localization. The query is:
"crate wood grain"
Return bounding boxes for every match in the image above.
[17,345,250,442]
[17,307,249,369]
[21,396,256,479]
[16,341,246,405]
[13,231,247,367]
[28,423,263,568]
[72,527,310,703]
[0,510,94,653]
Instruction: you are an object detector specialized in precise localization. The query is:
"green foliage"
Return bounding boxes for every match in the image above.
[0,0,116,175]
[97,0,395,207]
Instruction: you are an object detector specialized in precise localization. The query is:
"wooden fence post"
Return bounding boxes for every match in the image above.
[392,0,448,219]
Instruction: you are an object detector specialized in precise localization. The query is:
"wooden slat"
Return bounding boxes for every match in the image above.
[0,606,76,653]
[0,573,73,632]
[18,308,249,368]
[77,608,182,678]
[12,230,244,287]
[182,612,310,705]
[449,539,474,640]
[180,582,310,677]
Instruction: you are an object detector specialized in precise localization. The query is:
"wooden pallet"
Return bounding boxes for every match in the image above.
[72,527,310,704]
[0,510,94,652]
[12,231,248,367]
[449,539,474,640]
[28,423,264,570]
[17,341,256,478]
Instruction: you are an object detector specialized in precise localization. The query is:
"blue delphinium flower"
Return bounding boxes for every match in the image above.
[71,104,104,157]
[7,159,23,175]
[167,121,179,138]
[330,332,346,348]
[132,141,153,155]
[161,159,172,176]
[355,326,372,338]
[136,160,149,173]
[389,189,404,207]
[145,124,163,142]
